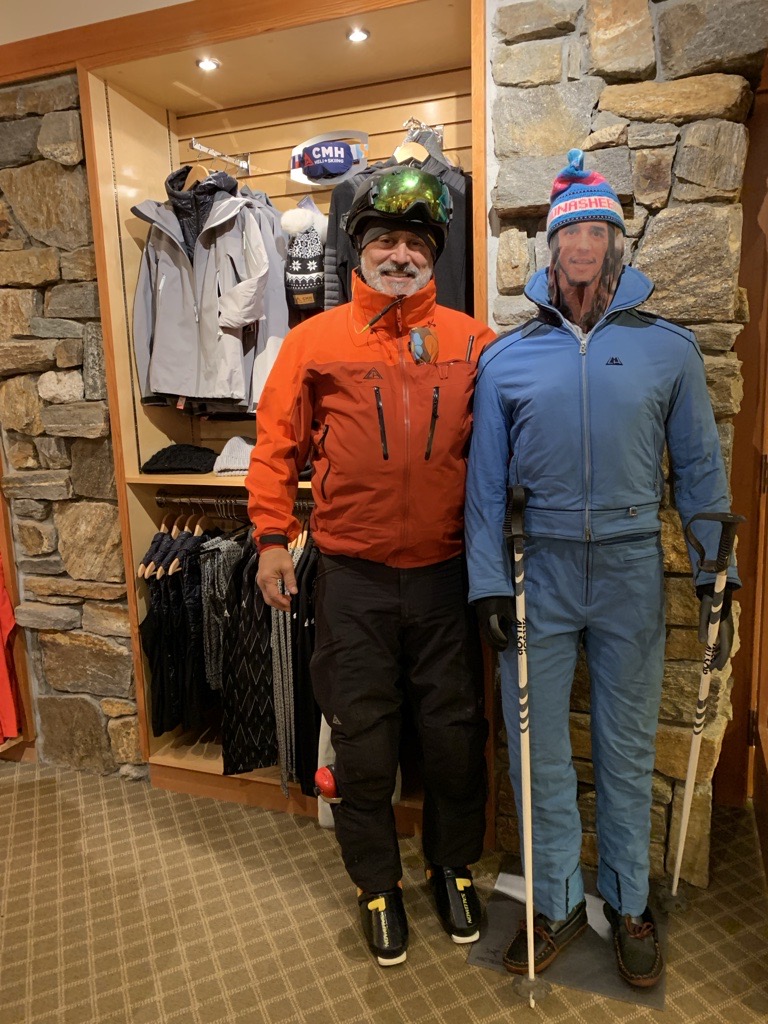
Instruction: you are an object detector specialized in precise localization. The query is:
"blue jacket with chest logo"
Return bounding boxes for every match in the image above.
[465,264,740,602]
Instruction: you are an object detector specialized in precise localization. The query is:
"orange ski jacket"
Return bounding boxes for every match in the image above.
[246,273,496,568]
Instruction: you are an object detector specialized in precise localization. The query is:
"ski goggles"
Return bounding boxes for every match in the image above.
[369,168,452,224]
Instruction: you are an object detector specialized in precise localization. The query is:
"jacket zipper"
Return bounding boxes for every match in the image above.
[396,303,410,553]
[373,387,389,460]
[317,424,330,499]
[425,387,440,460]
[572,324,593,542]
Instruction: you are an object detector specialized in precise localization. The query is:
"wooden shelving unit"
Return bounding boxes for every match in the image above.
[77,0,494,846]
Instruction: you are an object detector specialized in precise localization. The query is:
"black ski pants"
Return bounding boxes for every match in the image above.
[311,553,488,893]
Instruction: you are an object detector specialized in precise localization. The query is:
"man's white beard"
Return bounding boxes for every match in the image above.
[361,255,432,296]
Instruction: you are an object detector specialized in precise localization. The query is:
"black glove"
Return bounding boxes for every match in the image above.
[475,596,515,652]
[696,583,736,671]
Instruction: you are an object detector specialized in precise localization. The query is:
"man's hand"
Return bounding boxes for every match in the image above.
[475,596,515,652]
[257,547,298,611]
[696,584,736,671]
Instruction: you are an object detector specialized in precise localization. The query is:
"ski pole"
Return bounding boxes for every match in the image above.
[668,511,744,899]
[503,486,548,1007]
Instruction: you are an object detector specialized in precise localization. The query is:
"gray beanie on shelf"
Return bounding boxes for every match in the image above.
[213,436,256,476]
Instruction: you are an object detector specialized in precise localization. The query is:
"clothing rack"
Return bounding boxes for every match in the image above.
[155,491,313,522]
[189,137,251,174]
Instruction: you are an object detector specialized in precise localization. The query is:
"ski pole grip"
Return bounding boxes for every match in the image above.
[503,486,527,542]
[685,512,745,573]
[714,519,741,573]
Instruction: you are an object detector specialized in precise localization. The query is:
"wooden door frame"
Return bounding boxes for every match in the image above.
[724,56,768,818]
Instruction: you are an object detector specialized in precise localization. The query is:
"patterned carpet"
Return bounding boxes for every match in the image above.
[1,761,766,1024]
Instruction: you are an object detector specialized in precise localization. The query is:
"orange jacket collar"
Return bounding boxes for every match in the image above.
[351,271,437,333]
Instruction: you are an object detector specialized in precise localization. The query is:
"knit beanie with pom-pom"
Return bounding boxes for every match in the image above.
[546,148,625,242]
[282,207,329,311]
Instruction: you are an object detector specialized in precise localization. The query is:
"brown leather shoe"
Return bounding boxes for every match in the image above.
[503,900,588,974]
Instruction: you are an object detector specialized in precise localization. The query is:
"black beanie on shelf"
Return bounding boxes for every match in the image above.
[140,444,218,474]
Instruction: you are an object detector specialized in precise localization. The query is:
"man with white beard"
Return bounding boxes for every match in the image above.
[246,167,496,967]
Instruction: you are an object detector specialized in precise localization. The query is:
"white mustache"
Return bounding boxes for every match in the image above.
[378,263,417,277]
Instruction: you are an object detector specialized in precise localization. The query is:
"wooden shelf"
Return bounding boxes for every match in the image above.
[126,473,248,487]
[148,730,423,834]
[125,474,313,491]
[150,729,280,780]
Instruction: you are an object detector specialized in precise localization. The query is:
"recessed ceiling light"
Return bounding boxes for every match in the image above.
[347,28,370,43]
[196,58,221,72]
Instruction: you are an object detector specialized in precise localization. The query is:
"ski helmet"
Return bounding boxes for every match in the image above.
[344,166,452,260]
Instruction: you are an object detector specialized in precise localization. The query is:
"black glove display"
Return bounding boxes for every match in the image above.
[475,596,515,652]
[696,583,736,671]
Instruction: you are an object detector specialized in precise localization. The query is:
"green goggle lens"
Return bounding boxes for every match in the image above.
[370,170,452,224]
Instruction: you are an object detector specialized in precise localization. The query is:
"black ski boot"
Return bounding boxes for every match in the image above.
[358,885,408,966]
[426,865,482,944]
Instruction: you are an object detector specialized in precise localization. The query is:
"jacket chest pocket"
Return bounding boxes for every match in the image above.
[372,385,389,460]
[417,360,475,460]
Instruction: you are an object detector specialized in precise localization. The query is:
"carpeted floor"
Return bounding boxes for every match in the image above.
[1,761,766,1024]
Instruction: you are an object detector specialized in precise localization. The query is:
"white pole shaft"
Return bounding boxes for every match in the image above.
[514,541,536,1007]
[670,569,728,895]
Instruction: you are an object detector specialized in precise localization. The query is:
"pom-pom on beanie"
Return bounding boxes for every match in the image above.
[546,148,625,242]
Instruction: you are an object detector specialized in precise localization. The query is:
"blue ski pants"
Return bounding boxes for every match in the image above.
[499,533,665,919]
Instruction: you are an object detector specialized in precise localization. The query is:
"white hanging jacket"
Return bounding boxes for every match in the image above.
[240,188,290,409]
[132,178,269,404]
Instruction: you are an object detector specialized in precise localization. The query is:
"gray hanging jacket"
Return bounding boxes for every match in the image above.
[132,169,269,403]
[239,186,290,409]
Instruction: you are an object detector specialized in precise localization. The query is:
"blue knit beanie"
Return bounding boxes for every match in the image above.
[546,148,626,242]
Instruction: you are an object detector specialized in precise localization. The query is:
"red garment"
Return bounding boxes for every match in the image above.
[0,551,20,744]
[246,274,496,568]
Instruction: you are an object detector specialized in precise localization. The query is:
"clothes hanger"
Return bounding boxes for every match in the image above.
[183,161,210,189]
[393,139,430,163]
[291,513,309,552]
[146,513,187,579]
[194,514,211,536]
[393,117,451,166]
[408,126,452,167]
[137,512,175,578]
[157,514,194,578]
[167,514,210,576]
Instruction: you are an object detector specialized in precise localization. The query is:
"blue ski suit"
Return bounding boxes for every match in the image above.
[465,265,740,919]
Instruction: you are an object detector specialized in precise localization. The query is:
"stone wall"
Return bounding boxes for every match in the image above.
[489,0,768,886]
[0,73,144,779]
